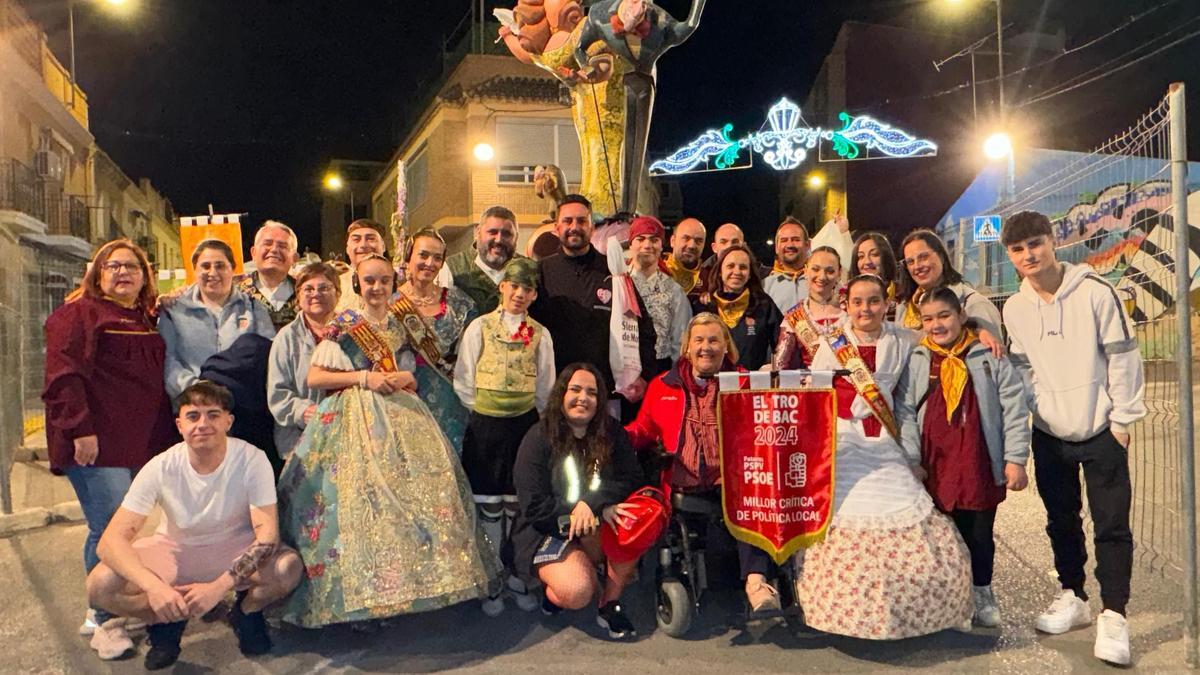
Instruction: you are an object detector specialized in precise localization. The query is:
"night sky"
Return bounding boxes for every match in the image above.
[24,0,1200,254]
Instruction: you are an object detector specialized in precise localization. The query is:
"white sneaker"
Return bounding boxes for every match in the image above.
[89,618,134,660]
[972,585,1002,627]
[78,608,98,636]
[481,594,506,617]
[1035,590,1092,634]
[506,576,539,612]
[1094,610,1132,665]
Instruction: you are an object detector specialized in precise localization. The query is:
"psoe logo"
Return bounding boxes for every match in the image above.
[784,452,807,489]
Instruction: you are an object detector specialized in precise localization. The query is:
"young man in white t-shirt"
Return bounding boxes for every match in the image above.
[1001,211,1146,666]
[86,381,302,670]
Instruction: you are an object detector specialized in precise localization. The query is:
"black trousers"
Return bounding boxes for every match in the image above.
[1032,427,1133,614]
[950,508,997,587]
[738,542,773,579]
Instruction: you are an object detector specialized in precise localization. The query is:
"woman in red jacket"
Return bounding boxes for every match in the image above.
[42,239,176,660]
[625,313,782,612]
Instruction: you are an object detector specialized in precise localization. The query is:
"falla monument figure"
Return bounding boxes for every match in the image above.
[498,0,705,218]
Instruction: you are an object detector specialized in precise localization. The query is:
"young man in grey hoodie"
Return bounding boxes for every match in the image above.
[1000,210,1146,666]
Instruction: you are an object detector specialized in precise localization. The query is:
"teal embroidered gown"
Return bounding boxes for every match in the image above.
[278,312,498,628]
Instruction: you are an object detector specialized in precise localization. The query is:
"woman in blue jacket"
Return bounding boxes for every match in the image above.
[158,239,276,399]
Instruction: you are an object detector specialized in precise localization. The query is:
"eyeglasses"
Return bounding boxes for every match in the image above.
[299,284,337,296]
[100,262,142,274]
[901,251,936,269]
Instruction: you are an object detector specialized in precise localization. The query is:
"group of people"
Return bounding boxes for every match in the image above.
[41,196,1144,669]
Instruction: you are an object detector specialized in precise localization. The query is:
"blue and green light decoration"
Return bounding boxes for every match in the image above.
[650,98,937,175]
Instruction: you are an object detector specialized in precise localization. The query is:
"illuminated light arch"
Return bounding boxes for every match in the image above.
[650,97,938,175]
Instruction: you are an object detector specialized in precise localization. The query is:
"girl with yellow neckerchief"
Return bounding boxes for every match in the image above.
[893,285,1031,629]
[895,229,1004,356]
[691,244,782,370]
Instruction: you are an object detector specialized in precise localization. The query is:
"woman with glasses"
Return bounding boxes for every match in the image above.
[268,262,342,459]
[896,229,1004,354]
[43,239,178,661]
[393,228,477,454]
[159,239,276,399]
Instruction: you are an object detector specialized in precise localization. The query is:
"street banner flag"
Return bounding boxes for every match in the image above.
[717,381,837,564]
[179,214,245,283]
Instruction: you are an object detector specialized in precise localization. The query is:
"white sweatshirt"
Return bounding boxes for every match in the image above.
[1002,262,1146,441]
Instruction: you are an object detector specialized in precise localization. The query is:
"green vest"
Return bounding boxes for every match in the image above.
[449,251,505,316]
[475,310,543,417]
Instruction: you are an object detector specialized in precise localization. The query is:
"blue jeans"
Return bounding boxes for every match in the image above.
[65,466,133,623]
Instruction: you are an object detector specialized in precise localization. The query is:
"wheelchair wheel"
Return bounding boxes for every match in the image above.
[656,580,693,638]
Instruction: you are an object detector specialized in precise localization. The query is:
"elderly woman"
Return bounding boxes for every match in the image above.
[159,239,276,398]
[42,239,177,660]
[626,313,785,613]
[268,262,341,459]
[692,244,782,370]
[512,363,643,639]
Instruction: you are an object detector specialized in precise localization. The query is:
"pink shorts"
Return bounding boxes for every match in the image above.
[133,531,258,587]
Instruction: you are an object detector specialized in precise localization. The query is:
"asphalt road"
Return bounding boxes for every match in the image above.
[0,487,1191,674]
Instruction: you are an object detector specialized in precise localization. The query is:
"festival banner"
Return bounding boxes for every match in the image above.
[179,213,245,283]
[717,386,837,564]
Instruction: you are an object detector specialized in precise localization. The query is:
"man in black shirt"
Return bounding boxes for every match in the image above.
[531,195,658,420]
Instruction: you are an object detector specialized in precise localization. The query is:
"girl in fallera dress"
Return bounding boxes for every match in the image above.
[278,254,498,628]
[791,275,974,640]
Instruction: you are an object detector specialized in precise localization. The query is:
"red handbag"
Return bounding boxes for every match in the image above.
[600,487,671,564]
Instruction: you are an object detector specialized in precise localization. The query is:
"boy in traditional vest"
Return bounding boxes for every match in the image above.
[454,257,556,616]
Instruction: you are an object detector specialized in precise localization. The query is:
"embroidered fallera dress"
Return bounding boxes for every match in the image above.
[397,287,475,455]
[278,311,498,628]
[791,320,974,640]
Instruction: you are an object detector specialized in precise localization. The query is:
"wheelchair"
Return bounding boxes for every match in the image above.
[652,487,802,638]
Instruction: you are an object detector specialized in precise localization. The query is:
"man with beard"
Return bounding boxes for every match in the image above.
[763,217,811,312]
[240,221,300,330]
[335,219,388,312]
[530,194,658,420]
[437,206,522,315]
[629,215,691,375]
[660,217,706,299]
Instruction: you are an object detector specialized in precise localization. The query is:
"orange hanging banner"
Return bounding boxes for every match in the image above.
[717,387,837,564]
[178,214,245,283]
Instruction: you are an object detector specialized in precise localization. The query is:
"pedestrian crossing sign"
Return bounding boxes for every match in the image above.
[974,215,1002,243]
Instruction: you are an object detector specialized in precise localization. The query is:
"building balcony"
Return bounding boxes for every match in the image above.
[0,158,91,240]
[0,0,89,129]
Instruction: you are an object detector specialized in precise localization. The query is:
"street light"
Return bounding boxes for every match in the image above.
[323,173,355,220]
[473,142,495,162]
[807,172,825,189]
[983,132,1012,160]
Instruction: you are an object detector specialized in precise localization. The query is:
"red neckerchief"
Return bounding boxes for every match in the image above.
[512,320,534,346]
[611,12,652,38]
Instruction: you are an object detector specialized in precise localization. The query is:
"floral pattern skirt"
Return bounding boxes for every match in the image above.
[278,387,499,628]
[798,510,973,640]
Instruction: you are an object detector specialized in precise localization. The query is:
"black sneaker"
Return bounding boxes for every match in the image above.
[597,601,636,639]
[541,594,563,617]
[144,620,187,670]
[229,590,272,656]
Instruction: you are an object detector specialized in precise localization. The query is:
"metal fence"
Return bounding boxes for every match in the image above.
[0,158,91,239]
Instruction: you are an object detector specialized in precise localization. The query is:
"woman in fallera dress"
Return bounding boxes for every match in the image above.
[278,254,498,628]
